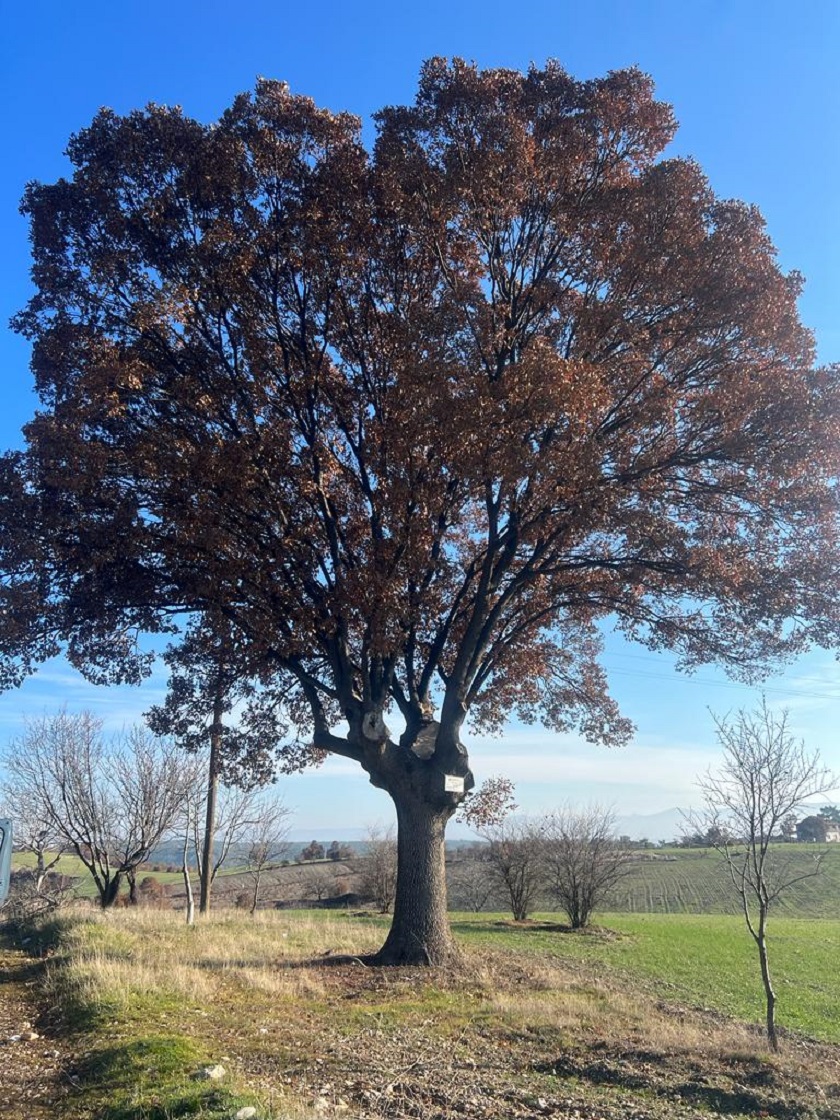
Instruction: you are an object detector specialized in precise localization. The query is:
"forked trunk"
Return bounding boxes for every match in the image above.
[101,872,123,908]
[374,791,457,966]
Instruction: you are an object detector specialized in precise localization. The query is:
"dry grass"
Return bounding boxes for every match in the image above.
[48,905,384,1014]
[473,948,761,1056]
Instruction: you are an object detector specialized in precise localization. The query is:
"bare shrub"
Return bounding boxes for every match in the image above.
[357,825,398,913]
[3,869,73,926]
[482,817,545,921]
[447,849,498,912]
[137,877,168,909]
[459,778,544,920]
[542,805,630,929]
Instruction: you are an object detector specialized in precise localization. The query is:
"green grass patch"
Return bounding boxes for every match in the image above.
[72,1035,248,1120]
[38,915,273,1118]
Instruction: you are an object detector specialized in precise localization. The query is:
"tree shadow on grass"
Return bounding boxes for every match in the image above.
[450,918,625,939]
[674,1082,804,1120]
[536,1053,805,1120]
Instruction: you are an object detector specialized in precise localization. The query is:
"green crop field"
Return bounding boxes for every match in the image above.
[606,846,840,917]
[457,843,840,918]
[9,851,250,895]
[13,843,840,917]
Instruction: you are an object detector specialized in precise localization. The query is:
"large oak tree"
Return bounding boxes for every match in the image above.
[4,60,840,963]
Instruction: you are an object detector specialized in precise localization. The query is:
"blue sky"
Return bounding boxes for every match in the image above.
[1,0,839,835]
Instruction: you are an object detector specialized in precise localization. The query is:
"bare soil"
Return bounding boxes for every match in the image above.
[0,934,74,1118]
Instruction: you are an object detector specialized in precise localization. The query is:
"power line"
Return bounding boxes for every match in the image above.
[601,663,840,703]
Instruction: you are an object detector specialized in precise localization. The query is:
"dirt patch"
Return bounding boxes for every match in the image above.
[0,933,74,1119]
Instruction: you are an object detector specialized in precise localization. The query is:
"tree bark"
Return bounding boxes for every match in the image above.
[184,873,195,925]
[374,790,457,966]
[199,691,224,915]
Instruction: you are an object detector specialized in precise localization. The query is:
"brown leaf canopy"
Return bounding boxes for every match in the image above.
[4,60,840,766]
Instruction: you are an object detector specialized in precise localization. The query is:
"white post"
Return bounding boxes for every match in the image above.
[0,820,12,905]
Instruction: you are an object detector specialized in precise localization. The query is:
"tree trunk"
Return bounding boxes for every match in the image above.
[199,691,224,915]
[374,791,457,966]
[512,897,528,922]
[757,911,778,1051]
[101,872,123,908]
[34,851,47,894]
[183,814,195,926]
[127,868,138,906]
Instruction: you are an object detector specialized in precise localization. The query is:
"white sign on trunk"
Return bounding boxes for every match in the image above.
[444,774,465,793]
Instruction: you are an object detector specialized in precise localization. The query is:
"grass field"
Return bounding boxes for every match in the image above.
[17,907,840,1120]
[12,850,92,877]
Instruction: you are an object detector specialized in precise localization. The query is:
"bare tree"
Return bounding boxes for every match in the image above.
[481,817,545,922]
[3,712,199,907]
[242,794,292,914]
[0,780,66,894]
[459,777,544,921]
[690,700,837,1051]
[542,805,630,929]
[446,847,498,913]
[295,862,335,903]
[177,777,277,919]
[186,782,267,897]
[357,825,398,914]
